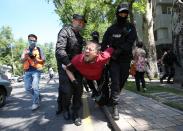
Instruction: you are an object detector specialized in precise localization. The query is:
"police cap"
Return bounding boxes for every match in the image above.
[116,2,129,14]
[73,14,87,23]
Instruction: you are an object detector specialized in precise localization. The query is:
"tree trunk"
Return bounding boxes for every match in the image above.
[129,0,135,24]
[143,0,158,78]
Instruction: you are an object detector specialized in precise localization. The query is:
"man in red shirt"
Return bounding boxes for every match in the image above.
[64,41,113,98]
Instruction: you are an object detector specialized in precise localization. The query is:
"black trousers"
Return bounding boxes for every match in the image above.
[161,65,175,82]
[57,61,83,114]
[135,71,146,91]
[109,61,130,105]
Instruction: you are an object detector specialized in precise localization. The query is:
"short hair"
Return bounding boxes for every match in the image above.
[28,34,37,40]
[85,41,101,52]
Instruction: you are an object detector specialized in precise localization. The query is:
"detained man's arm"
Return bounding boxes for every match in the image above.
[62,64,76,82]
[98,47,114,64]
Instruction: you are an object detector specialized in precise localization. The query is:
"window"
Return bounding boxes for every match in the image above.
[167,7,172,14]
[157,28,168,40]
[162,5,172,14]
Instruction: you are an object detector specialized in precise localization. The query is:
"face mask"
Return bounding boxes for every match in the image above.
[28,40,36,48]
[116,15,128,25]
[72,24,84,31]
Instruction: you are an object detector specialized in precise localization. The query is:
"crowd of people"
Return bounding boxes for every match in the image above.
[20,2,182,127]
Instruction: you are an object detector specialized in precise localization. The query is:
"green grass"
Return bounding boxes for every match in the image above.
[125,81,183,111]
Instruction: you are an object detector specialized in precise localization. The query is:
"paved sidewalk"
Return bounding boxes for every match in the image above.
[105,90,183,131]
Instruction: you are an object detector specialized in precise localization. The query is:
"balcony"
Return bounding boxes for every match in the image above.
[156,0,173,5]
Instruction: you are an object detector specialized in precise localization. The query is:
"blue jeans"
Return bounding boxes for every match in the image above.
[24,70,41,104]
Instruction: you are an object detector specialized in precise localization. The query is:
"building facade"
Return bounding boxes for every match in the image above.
[152,0,174,58]
[152,0,183,83]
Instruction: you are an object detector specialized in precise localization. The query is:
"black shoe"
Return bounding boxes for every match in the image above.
[112,105,119,120]
[143,88,147,93]
[74,117,81,126]
[72,112,82,126]
[63,111,71,120]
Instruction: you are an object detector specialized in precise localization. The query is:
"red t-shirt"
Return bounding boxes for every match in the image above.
[71,48,114,80]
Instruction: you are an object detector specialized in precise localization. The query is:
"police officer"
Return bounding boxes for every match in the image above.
[55,14,87,126]
[101,2,137,120]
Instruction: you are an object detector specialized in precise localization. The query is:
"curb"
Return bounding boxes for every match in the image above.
[101,106,121,131]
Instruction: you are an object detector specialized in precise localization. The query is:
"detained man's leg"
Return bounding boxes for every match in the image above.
[31,71,41,110]
[87,80,98,98]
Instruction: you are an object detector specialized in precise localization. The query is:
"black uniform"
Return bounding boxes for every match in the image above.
[102,22,137,105]
[55,25,84,116]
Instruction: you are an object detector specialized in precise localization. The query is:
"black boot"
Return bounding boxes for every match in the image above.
[112,105,119,120]
[72,112,81,126]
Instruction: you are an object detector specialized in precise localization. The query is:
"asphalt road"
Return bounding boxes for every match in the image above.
[0,80,111,131]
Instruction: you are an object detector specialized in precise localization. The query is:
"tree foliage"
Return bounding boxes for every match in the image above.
[48,0,127,40]
[47,0,148,39]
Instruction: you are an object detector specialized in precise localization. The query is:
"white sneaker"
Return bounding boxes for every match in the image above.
[31,104,39,110]
[143,88,147,92]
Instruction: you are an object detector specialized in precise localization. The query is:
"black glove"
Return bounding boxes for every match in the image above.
[72,80,80,88]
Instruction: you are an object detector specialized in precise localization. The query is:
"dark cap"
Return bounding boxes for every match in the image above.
[91,31,99,37]
[73,14,87,23]
[116,2,129,14]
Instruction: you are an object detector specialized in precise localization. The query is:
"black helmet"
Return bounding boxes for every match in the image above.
[116,2,129,14]
[91,31,99,38]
